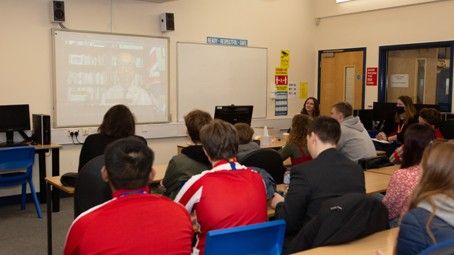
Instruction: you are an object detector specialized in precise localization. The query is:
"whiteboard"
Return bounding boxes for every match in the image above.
[53,29,169,127]
[177,42,267,121]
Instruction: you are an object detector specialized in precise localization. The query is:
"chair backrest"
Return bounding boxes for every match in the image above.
[418,239,454,255]
[358,155,393,170]
[439,119,454,139]
[0,146,35,174]
[239,148,286,184]
[74,155,111,218]
[205,220,286,255]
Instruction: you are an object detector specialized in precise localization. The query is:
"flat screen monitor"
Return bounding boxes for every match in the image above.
[214,105,253,125]
[0,104,31,145]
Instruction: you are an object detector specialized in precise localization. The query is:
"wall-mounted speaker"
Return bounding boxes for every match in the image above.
[51,0,65,23]
[160,13,174,32]
[33,114,51,145]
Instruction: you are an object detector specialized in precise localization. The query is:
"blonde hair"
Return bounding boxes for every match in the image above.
[408,140,454,243]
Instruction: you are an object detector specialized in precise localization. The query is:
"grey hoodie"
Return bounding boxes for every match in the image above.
[418,194,454,227]
[337,116,376,162]
[237,142,260,161]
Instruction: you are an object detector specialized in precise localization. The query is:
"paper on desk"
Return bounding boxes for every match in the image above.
[372,138,392,144]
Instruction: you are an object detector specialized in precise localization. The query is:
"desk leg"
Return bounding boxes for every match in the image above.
[51,148,60,212]
[46,182,53,255]
[38,151,47,203]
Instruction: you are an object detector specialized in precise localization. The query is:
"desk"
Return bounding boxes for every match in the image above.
[365,171,391,194]
[35,144,62,211]
[153,164,167,182]
[367,164,400,176]
[45,176,74,255]
[293,227,399,255]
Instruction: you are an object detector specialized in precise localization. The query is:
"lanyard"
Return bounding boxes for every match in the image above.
[114,187,149,198]
[213,158,238,170]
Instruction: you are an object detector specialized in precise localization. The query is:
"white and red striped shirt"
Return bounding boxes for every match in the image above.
[175,160,267,255]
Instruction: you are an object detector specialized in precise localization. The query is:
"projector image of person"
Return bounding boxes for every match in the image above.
[101,52,152,106]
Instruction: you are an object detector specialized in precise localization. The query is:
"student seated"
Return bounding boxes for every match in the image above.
[419,107,444,139]
[78,104,146,170]
[300,97,320,118]
[65,137,193,255]
[270,116,365,237]
[234,122,259,160]
[278,114,312,166]
[331,102,376,162]
[161,109,212,199]
[175,120,267,255]
[391,108,444,164]
[382,124,435,225]
[396,140,454,255]
[376,95,417,144]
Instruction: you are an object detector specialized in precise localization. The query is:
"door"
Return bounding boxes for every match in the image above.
[319,49,365,115]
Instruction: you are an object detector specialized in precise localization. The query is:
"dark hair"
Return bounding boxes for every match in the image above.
[332,102,353,118]
[288,114,312,150]
[307,116,341,145]
[234,123,254,145]
[419,108,442,127]
[184,110,212,143]
[200,119,238,161]
[301,97,320,117]
[401,123,435,169]
[396,95,417,124]
[104,137,154,190]
[98,105,135,138]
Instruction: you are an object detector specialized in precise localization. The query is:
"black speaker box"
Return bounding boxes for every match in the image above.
[51,1,65,23]
[160,13,174,32]
[33,114,51,145]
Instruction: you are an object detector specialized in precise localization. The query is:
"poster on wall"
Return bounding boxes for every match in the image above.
[366,67,378,86]
[275,91,288,116]
[391,74,409,88]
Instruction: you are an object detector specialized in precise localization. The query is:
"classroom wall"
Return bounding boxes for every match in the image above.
[0,0,315,195]
[314,0,454,111]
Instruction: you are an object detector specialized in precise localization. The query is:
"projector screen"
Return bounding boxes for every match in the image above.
[53,29,169,127]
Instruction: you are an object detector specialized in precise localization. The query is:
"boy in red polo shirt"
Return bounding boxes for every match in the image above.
[64,137,193,255]
[175,120,267,255]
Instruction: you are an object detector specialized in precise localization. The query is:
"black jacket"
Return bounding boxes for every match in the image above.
[78,133,146,170]
[275,148,365,236]
[286,193,389,253]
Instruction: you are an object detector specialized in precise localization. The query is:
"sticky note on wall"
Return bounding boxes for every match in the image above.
[299,82,308,99]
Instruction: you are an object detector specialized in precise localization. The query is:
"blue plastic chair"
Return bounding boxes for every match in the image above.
[204,220,286,255]
[418,239,454,255]
[0,146,42,218]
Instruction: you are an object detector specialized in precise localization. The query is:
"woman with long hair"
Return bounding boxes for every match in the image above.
[78,104,146,170]
[301,97,320,118]
[279,114,312,166]
[396,140,454,255]
[382,124,435,223]
[377,95,417,143]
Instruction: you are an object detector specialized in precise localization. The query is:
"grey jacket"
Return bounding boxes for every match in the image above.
[237,142,260,161]
[338,116,376,162]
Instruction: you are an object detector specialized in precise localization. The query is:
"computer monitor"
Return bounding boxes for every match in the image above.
[0,104,31,145]
[214,105,253,125]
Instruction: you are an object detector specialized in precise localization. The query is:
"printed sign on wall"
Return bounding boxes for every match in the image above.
[366,67,378,86]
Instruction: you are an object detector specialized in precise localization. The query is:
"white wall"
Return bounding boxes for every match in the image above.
[314,0,454,110]
[0,0,315,195]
